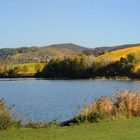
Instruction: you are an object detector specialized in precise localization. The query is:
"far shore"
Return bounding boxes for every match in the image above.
[0,75,140,81]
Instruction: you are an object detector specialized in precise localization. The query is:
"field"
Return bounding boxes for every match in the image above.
[1,118,140,140]
[97,46,140,61]
[11,63,45,75]
[97,46,140,72]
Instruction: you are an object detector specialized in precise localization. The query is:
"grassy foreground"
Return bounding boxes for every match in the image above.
[1,118,140,140]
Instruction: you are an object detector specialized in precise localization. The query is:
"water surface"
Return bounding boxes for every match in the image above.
[0,78,140,122]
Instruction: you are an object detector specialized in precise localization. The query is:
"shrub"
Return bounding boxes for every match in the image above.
[0,99,13,130]
[116,91,140,117]
[75,112,103,123]
[25,121,48,129]
[75,91,140,123]
[25,120,60,128]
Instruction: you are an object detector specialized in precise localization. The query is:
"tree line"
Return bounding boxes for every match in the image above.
[36,54,140,79]
[0,54,140,79]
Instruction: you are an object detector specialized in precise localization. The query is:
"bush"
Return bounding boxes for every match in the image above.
[75,112,103,123]
[116,91,140,117]
[25,120,60,128]
[25,121,48,129]
[74,91,140,123]
[0,99,13,130]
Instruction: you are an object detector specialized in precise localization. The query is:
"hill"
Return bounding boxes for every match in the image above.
[97,45,140,61]
[96,45,140,72]
[83,43,140,56]
[1,43,140,65]
[46,43,86,52]
[1,43,140,77]
[0,43,86,64]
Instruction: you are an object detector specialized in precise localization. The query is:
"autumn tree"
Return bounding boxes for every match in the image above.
[21,65,28,73]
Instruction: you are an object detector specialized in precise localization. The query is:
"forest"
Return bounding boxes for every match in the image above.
[0,53,139,79]
[36,53,139,79]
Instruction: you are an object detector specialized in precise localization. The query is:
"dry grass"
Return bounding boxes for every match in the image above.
[76,91,140,122]
[0,99,13,129]
[116,91,140,117]
[97,46,140,61]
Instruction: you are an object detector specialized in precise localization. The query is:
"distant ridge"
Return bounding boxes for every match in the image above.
[0,42,140,64]
[45,43,86,52]
[82,43,140,56]
[0,43,86,64]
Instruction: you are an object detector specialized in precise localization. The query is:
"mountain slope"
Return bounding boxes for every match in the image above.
[1,43,140,65]
[83,43,140,56]
[97,45,140,61]
[96,45,140,72]
[0,43,86,64]
[46,43,86,52]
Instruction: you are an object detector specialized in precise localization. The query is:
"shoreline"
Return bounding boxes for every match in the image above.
[0,76,139,81]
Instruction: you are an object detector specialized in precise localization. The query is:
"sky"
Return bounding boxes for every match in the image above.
[0,0,140,48]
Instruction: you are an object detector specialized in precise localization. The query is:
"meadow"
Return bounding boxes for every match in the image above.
[14,63,45,75]
[0,118,140,140]
[97,45,140,61]
[9,62,45,75]
[1,91,140,140]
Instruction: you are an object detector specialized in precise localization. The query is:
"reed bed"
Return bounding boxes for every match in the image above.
[74,90,140,123]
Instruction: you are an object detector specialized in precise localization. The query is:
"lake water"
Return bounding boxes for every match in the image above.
[0,78,140,123]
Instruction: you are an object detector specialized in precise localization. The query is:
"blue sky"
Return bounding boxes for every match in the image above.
[0,0,140,48]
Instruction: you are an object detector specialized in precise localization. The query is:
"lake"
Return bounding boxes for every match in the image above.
[0,78,140,123]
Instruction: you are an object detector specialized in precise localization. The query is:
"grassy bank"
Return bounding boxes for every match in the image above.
[0,118,140,140]
[1,91,140,139]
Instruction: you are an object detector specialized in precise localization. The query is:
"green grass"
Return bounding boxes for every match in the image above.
[11,63,45,75]
[1,118,140,140]
[16,63,38,74]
